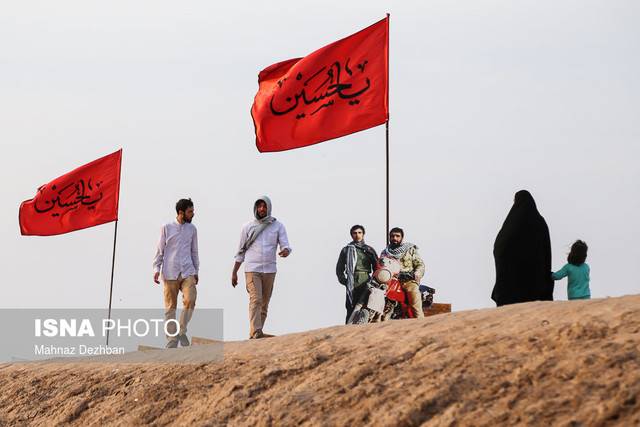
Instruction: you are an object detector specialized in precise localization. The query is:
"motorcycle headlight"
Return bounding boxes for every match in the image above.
[374,268,392,284]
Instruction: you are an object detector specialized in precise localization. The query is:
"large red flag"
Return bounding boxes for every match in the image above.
[252,17,389,152]
[19,149,122,236]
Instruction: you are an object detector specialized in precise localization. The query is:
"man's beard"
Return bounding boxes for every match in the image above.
[389,241,402,248]
[184,217,192,223]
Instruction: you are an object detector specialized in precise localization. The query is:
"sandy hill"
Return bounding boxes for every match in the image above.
[0,295,639,426]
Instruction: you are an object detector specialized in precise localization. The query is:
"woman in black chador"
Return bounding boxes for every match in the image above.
[491,190,554,306]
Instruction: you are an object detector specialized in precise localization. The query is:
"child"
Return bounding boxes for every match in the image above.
[551,240,591,300]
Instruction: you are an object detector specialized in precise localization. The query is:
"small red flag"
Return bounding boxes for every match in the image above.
[19,149,122,236]
[252,17,389,152]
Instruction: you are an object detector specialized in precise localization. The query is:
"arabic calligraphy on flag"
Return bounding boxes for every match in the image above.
[252,17,389,152]
[19,149,122,236]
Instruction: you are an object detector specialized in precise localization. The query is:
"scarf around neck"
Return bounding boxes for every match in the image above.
[383,242,414,259]
[344,240,376,306]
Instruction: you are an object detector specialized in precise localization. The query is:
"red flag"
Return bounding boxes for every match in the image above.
[252,17,389,152]
[19,149,122,236]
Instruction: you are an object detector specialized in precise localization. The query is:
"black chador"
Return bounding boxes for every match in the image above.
[491,190,554,306]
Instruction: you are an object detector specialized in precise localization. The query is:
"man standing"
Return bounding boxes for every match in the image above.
[231,196,291,339]
[336,225,378,323]
[153,198,199,348]
[381,227,425,319]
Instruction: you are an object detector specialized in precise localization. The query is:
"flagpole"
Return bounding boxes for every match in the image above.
[386,119,389,244]
[385,12,390,245]
[106,220,118,346]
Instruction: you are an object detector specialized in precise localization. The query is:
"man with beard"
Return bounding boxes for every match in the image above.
[336,225,378,323]
[381,227,425,319]
[153,198,199,348]
[231,196,291,339]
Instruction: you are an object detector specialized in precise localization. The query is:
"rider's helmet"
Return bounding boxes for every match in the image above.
[373,256,402,284]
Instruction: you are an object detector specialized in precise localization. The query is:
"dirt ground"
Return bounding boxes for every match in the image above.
[0,295,638,426]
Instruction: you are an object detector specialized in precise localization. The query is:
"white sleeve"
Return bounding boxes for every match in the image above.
[152,225,166,273]
[278,223,291,253]
[234,225,248,263]
[191,227,199,273]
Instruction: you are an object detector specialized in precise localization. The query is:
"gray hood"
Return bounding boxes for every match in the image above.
[253,195,273,222]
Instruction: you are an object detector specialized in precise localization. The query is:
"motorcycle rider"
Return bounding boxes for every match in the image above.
[380,227,425,319]
[336,225,378,323]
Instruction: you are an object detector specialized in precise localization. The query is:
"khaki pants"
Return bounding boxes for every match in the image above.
[245,272,276,338]
[401,280,424,319]
[163,274,197,343]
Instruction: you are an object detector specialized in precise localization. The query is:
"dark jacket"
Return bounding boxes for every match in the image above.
[336,242,378,286]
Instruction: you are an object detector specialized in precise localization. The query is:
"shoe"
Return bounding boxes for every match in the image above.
[178,334,190,347]
[261,332,275,338]
[165,340,178,349]
[251,330,264,339]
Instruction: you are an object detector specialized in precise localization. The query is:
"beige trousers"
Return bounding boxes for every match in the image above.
[401,280,425,319]
[245,272,276,338]
[163,274,197,342]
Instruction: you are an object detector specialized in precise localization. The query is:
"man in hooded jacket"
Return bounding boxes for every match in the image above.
[336,224,378,323]
[231,196,291,339]
[381,227,426,319]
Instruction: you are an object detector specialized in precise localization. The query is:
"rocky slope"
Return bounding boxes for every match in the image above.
[0,295,639,426]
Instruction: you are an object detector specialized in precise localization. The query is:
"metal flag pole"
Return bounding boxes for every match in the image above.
[106,220,118,346]
[386,119,390,244]
[385,13,390,245]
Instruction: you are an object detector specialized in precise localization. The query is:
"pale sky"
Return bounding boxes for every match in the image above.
[1,0,639,341]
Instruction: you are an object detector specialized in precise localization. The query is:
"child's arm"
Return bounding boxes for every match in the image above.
[551,264,569,280]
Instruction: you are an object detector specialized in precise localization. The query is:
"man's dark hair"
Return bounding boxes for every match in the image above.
[350,225,365,235]
[389,227,404,238]
[567,240,588,265]
[175,198,194,214]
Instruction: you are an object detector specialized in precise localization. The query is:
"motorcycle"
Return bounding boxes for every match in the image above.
[348,256,436,324]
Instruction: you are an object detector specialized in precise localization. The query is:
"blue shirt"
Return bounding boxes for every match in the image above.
[552,263,590,299]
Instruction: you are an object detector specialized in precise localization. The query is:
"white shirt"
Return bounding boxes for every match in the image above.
[153,221,199,280]
[235,220,291,273]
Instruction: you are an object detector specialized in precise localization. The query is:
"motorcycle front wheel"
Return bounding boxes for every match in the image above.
[351,309,370,325]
